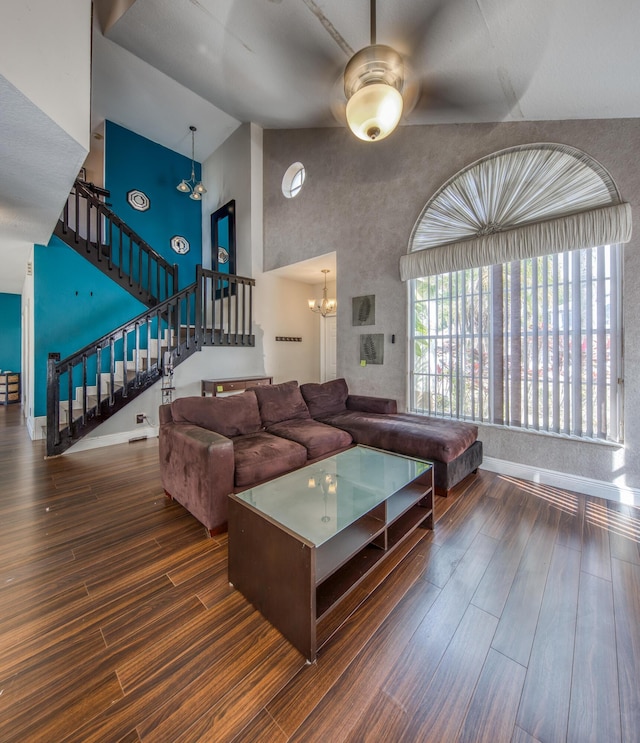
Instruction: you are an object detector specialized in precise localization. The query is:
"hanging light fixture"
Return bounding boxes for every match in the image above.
[176,125,207,200]
[344,0,404,142]
[308,269,337,317]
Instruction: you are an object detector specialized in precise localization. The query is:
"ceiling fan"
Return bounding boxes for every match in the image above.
[342,0,405,142]
[333,0,537,143]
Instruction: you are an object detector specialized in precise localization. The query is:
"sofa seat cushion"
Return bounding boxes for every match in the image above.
[171,391,262,437]
[300,378,349,418]
[266,419,353,460]
[318,411,478,464]
[232,431,308,489]
[252,380,311,427]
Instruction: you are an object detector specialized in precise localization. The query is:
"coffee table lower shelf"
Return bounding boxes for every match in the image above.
[228,467,433,662]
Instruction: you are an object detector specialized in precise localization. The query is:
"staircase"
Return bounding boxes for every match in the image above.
[54,180,178,306]
[47,180,255,457]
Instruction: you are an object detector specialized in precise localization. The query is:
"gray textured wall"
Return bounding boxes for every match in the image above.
[263,119,640,487]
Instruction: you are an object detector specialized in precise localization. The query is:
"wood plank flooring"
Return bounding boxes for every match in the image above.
[1,403,639,742]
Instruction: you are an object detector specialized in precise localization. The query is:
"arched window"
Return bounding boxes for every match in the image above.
[403,144,631,442]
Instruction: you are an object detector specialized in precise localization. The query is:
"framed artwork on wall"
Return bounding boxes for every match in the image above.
[211,199,237,298]
[352,295,375,326]
[360,333,384,365]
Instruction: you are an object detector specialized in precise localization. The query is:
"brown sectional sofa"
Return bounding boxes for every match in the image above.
[159,378,482,535]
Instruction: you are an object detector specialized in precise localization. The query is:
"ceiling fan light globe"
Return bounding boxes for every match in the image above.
[346,83,403,142]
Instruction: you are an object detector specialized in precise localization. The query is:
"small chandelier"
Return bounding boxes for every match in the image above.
[176,126,207,201]
[308,269,337,317]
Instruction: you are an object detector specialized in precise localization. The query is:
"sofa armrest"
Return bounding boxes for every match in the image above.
[159,403,173,424]
[346,394,398,415]
[159,423,235,533]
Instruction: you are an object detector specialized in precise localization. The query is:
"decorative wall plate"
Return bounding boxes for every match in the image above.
[171,235,190,254]
[217,246,229,264]
[127,189,150,211]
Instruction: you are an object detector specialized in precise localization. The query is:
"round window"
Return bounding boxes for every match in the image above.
[282,162,306,199]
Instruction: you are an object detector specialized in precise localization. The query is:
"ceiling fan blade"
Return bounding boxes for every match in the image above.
[392,0,466,60]
[405,74,517,122]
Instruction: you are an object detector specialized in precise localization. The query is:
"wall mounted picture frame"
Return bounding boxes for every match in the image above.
[352,295,375,326]
[360,333,384,365]
[211,199,237,298]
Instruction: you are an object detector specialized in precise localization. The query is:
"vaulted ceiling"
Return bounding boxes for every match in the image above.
[95,0,640,161]
[3,0,640,293]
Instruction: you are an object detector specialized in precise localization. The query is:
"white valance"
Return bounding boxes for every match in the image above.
[401,143,632,281]
[401,202,632,280]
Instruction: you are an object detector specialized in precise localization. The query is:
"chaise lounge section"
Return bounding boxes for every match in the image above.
[299,379,483,495]
[158,378,482,534]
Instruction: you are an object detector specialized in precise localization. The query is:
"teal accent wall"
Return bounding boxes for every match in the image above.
[105,121,202,289]
[0,293,21,373]
[34,237,145,417]
[33,122,204,418]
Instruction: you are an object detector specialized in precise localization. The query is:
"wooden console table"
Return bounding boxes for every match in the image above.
[201,375,272,397]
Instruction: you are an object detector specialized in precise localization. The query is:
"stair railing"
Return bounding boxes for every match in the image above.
[54,179,179,306]
[46,267,256,456]
[195,266,255,346]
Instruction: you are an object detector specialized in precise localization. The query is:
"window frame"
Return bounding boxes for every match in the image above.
[409,244,624,444]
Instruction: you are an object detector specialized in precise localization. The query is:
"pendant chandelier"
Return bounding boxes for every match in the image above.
[176,125,207,200]
[308,270,337,317]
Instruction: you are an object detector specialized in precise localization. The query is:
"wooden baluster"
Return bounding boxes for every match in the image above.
[122,329,128,397]
[157,309,163,373]
[118,227,123,279]
[107,216,113,271]
[96,346,102,414]
[82,354,87,423]
[109,337,115,406]
[74,186,80,243]
[128,234,134,288]
[46,353,61,454]
[62,193,69,235]
[234,276,239,345]
[67,363,74,435]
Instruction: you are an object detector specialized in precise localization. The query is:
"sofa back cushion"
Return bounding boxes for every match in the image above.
[300,378,349,418]
[252,380,310,427]
[171,391,263,437]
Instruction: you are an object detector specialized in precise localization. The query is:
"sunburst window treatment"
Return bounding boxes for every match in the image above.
[406,144,628,442]
[400,143,632,281]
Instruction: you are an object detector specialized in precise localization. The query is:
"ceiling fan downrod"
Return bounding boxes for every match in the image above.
[343,0,405,142]
[370,0,376,45]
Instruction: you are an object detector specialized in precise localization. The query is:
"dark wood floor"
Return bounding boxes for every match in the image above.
[1,404,639,742]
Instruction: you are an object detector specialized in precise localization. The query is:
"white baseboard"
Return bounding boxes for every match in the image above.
[31,414,159,452]
[483,456,640,508]
[26,415,37,440]
[66,426,159,453]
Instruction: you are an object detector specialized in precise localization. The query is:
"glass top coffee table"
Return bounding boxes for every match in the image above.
[228,445,433,661]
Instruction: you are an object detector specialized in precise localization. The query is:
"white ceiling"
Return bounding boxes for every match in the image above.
[3,0,640,292]
[89,0,640,283]
[0,76,89,294]
[266,252,337,285]
[97,0,640,162]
